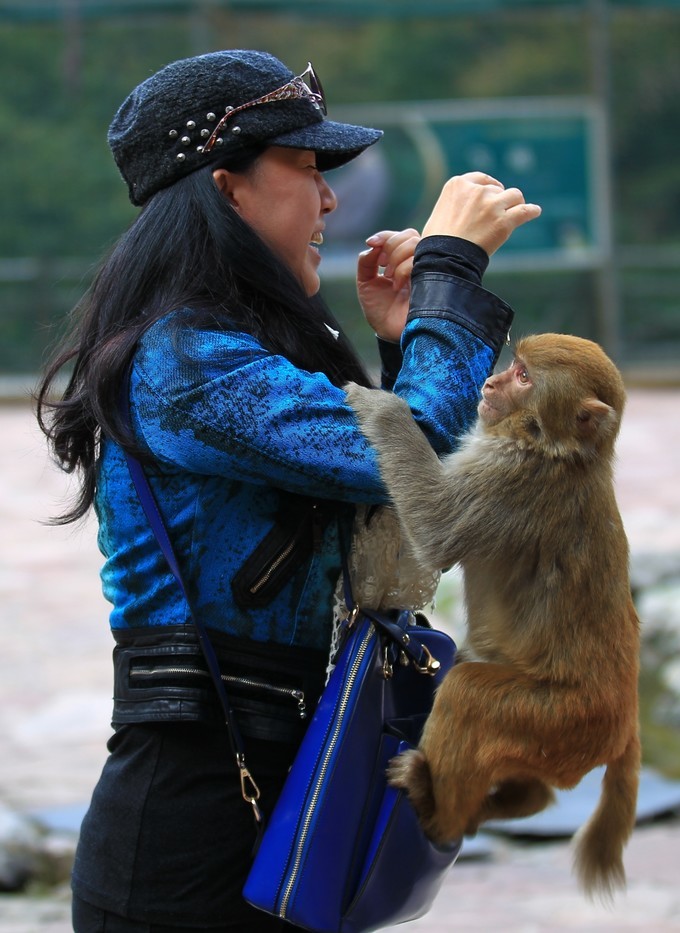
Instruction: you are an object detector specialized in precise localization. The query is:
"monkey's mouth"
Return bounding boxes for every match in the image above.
[478,396,501,421]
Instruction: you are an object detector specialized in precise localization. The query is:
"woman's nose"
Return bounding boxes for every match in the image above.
[319,176,338,214]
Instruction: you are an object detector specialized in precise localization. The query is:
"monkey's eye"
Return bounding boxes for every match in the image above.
[517,366,531,385]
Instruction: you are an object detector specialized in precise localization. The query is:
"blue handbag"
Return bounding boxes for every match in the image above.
[243,602,462,933]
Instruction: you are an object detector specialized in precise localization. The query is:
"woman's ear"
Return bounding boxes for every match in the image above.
[212,168,238,207]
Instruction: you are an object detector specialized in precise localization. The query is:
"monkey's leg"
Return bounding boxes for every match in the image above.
[474,777,556,830]
[418,661,558,841]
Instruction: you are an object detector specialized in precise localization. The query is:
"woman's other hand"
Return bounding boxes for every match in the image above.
[356,227,420,343]
[422,171,541,256]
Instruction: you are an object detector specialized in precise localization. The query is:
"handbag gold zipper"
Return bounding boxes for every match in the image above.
[278,623,375,918]
[130,664,307,718]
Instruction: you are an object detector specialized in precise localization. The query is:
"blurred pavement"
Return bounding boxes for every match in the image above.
[1,390,679,931]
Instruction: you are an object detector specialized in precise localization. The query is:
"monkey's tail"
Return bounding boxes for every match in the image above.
[571,732,641,903]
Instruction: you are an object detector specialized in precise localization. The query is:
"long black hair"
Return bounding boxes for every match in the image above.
[36,150,373,524]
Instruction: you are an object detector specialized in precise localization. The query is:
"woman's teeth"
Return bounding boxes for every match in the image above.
[310,232,324,246]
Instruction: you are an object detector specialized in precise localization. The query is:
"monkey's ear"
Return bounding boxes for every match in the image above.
[575,398,616,438]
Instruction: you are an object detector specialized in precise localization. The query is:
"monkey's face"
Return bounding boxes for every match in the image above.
[478,334,624,453]
[478,358,534,426]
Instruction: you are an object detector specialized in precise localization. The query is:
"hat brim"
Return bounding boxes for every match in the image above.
[268,119,383,171]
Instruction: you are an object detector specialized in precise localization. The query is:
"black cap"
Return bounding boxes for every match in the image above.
[108,49,383,206]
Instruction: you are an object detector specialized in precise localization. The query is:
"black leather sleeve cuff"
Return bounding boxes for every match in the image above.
[409,236,514,355]
[412,235,490,284]
[408,273,513,354]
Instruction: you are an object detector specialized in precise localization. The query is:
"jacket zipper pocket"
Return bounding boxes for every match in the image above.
[231,499,334,609]
[247,523,308,599]
[129,663,307,718]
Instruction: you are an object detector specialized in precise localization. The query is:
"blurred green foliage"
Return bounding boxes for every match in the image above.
[1,5,679,372]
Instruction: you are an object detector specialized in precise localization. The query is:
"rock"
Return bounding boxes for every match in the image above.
[0,802,78,892]
[0,804,43,892]
[630,550,680,591]
[637,581,680,645]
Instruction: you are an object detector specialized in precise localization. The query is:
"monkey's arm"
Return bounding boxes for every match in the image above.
[345,383,480,568]
[346,383,444,485]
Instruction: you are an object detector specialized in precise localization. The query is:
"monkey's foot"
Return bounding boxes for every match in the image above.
[387,748,437,824]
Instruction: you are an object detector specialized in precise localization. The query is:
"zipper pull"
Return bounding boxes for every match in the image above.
[293,690,307,719]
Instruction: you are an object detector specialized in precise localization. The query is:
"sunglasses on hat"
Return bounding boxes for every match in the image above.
[202,62,326,155]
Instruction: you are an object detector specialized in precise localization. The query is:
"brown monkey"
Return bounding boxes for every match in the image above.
[345,333,640,901]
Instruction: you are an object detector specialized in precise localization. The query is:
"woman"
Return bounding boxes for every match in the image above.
[37,49,540,932]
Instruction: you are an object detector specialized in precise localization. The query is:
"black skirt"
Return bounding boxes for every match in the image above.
[72,721,305,929]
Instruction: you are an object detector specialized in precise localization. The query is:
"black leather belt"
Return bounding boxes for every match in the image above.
[111,625,328,744]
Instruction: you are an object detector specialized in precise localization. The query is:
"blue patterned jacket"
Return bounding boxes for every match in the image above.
[99,236,513,728]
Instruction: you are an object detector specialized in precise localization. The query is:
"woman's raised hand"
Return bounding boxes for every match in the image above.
[356,227,420,343]
[356,173,540,343]
[422,171,541,256]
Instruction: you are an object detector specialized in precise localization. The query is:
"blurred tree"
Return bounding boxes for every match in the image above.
[613,11,680,243]
[0,4,678,371]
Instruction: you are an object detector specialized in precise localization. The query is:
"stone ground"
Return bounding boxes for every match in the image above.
[0,390,679,932]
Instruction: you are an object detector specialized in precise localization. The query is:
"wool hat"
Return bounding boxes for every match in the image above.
[108,49,383,206]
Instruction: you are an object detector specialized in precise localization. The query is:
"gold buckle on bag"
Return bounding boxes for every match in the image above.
[413,643,441,676]
[237,753,263,824]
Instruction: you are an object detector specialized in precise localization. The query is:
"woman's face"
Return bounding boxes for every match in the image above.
[213,146,338,296]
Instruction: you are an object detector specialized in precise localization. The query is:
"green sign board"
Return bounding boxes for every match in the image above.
[325,98,604,272]
[422,115,593,254]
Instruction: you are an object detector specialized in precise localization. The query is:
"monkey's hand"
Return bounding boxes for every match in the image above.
[345,383,430,471]
[345,382,411,439]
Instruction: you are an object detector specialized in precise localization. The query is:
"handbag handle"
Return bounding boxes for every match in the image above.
[119,382,263,829]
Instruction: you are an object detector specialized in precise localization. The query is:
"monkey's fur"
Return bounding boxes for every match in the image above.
[345,334,640,902]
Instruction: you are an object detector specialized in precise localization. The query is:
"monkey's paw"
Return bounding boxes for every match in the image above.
[344,382,411,445]
[343,382,375,421]
[344,382,388,430]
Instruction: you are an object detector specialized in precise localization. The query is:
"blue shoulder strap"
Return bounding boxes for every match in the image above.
[119,375,263,830]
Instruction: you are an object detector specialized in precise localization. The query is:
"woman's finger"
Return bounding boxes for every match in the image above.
[458,171,505,189]
[381,231,420,277]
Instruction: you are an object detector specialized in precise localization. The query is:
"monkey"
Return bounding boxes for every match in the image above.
[345,333,640,902]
